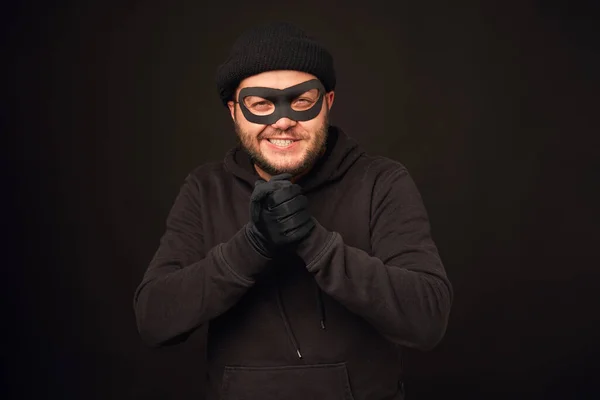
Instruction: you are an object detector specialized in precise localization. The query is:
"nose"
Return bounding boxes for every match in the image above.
[271,117,297,130]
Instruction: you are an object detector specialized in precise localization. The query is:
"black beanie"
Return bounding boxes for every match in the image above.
[215,22,336,106]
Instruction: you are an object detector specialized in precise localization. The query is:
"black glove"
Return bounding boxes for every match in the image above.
[245,173,315,257]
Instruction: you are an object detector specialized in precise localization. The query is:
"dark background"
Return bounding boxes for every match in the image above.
[6,0,600,399]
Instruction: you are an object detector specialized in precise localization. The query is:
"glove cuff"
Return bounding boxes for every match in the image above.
[220,224,272,280]
[244,223,273,258]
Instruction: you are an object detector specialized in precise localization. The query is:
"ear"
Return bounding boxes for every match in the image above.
[325,91,335,110]
[227,101,236,121]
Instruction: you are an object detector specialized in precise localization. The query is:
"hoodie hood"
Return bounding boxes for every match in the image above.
[224,125,365,193]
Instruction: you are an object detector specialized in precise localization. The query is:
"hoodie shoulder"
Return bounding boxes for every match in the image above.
[189,161,227,178]
[184,161,229,189]
[367,155,408,174]
[354,154,409,183]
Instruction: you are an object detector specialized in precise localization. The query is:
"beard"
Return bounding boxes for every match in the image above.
[234,110,329,177]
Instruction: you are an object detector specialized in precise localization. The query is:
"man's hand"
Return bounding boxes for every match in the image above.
[245,173,315,257]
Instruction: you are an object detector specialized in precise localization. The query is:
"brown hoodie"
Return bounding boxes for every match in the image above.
[133,126,453,400]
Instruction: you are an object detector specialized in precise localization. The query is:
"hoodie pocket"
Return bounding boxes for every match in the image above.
[220,362,355,400]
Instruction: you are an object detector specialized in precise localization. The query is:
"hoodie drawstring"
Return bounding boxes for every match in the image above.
[276,285,303,359]
[315,283,327,330]
[275,280,327,359]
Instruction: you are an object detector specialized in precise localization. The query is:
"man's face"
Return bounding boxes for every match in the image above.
[228,70,335,178]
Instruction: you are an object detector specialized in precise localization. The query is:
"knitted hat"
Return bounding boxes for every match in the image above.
[215,22,336,106]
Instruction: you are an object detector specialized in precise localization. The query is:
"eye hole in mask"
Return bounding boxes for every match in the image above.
[243,88,319,115]
[237,79,326,125]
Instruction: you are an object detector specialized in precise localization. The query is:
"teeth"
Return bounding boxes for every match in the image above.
[268,139,294,147]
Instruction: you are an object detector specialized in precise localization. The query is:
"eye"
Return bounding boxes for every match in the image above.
[291,97,316,111]
[243,96,274,115]
[291,88,319,111]
[252,100,270,108]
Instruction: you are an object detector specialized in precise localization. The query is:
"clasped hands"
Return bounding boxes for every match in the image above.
[245,173,315,258]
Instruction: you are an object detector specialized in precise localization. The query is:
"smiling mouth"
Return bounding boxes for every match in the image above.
[267,138,298,147]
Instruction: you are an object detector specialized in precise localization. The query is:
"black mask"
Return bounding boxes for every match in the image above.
[237,79,326,125]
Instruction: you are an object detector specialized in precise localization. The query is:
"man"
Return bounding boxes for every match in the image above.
[134,22,452,400]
